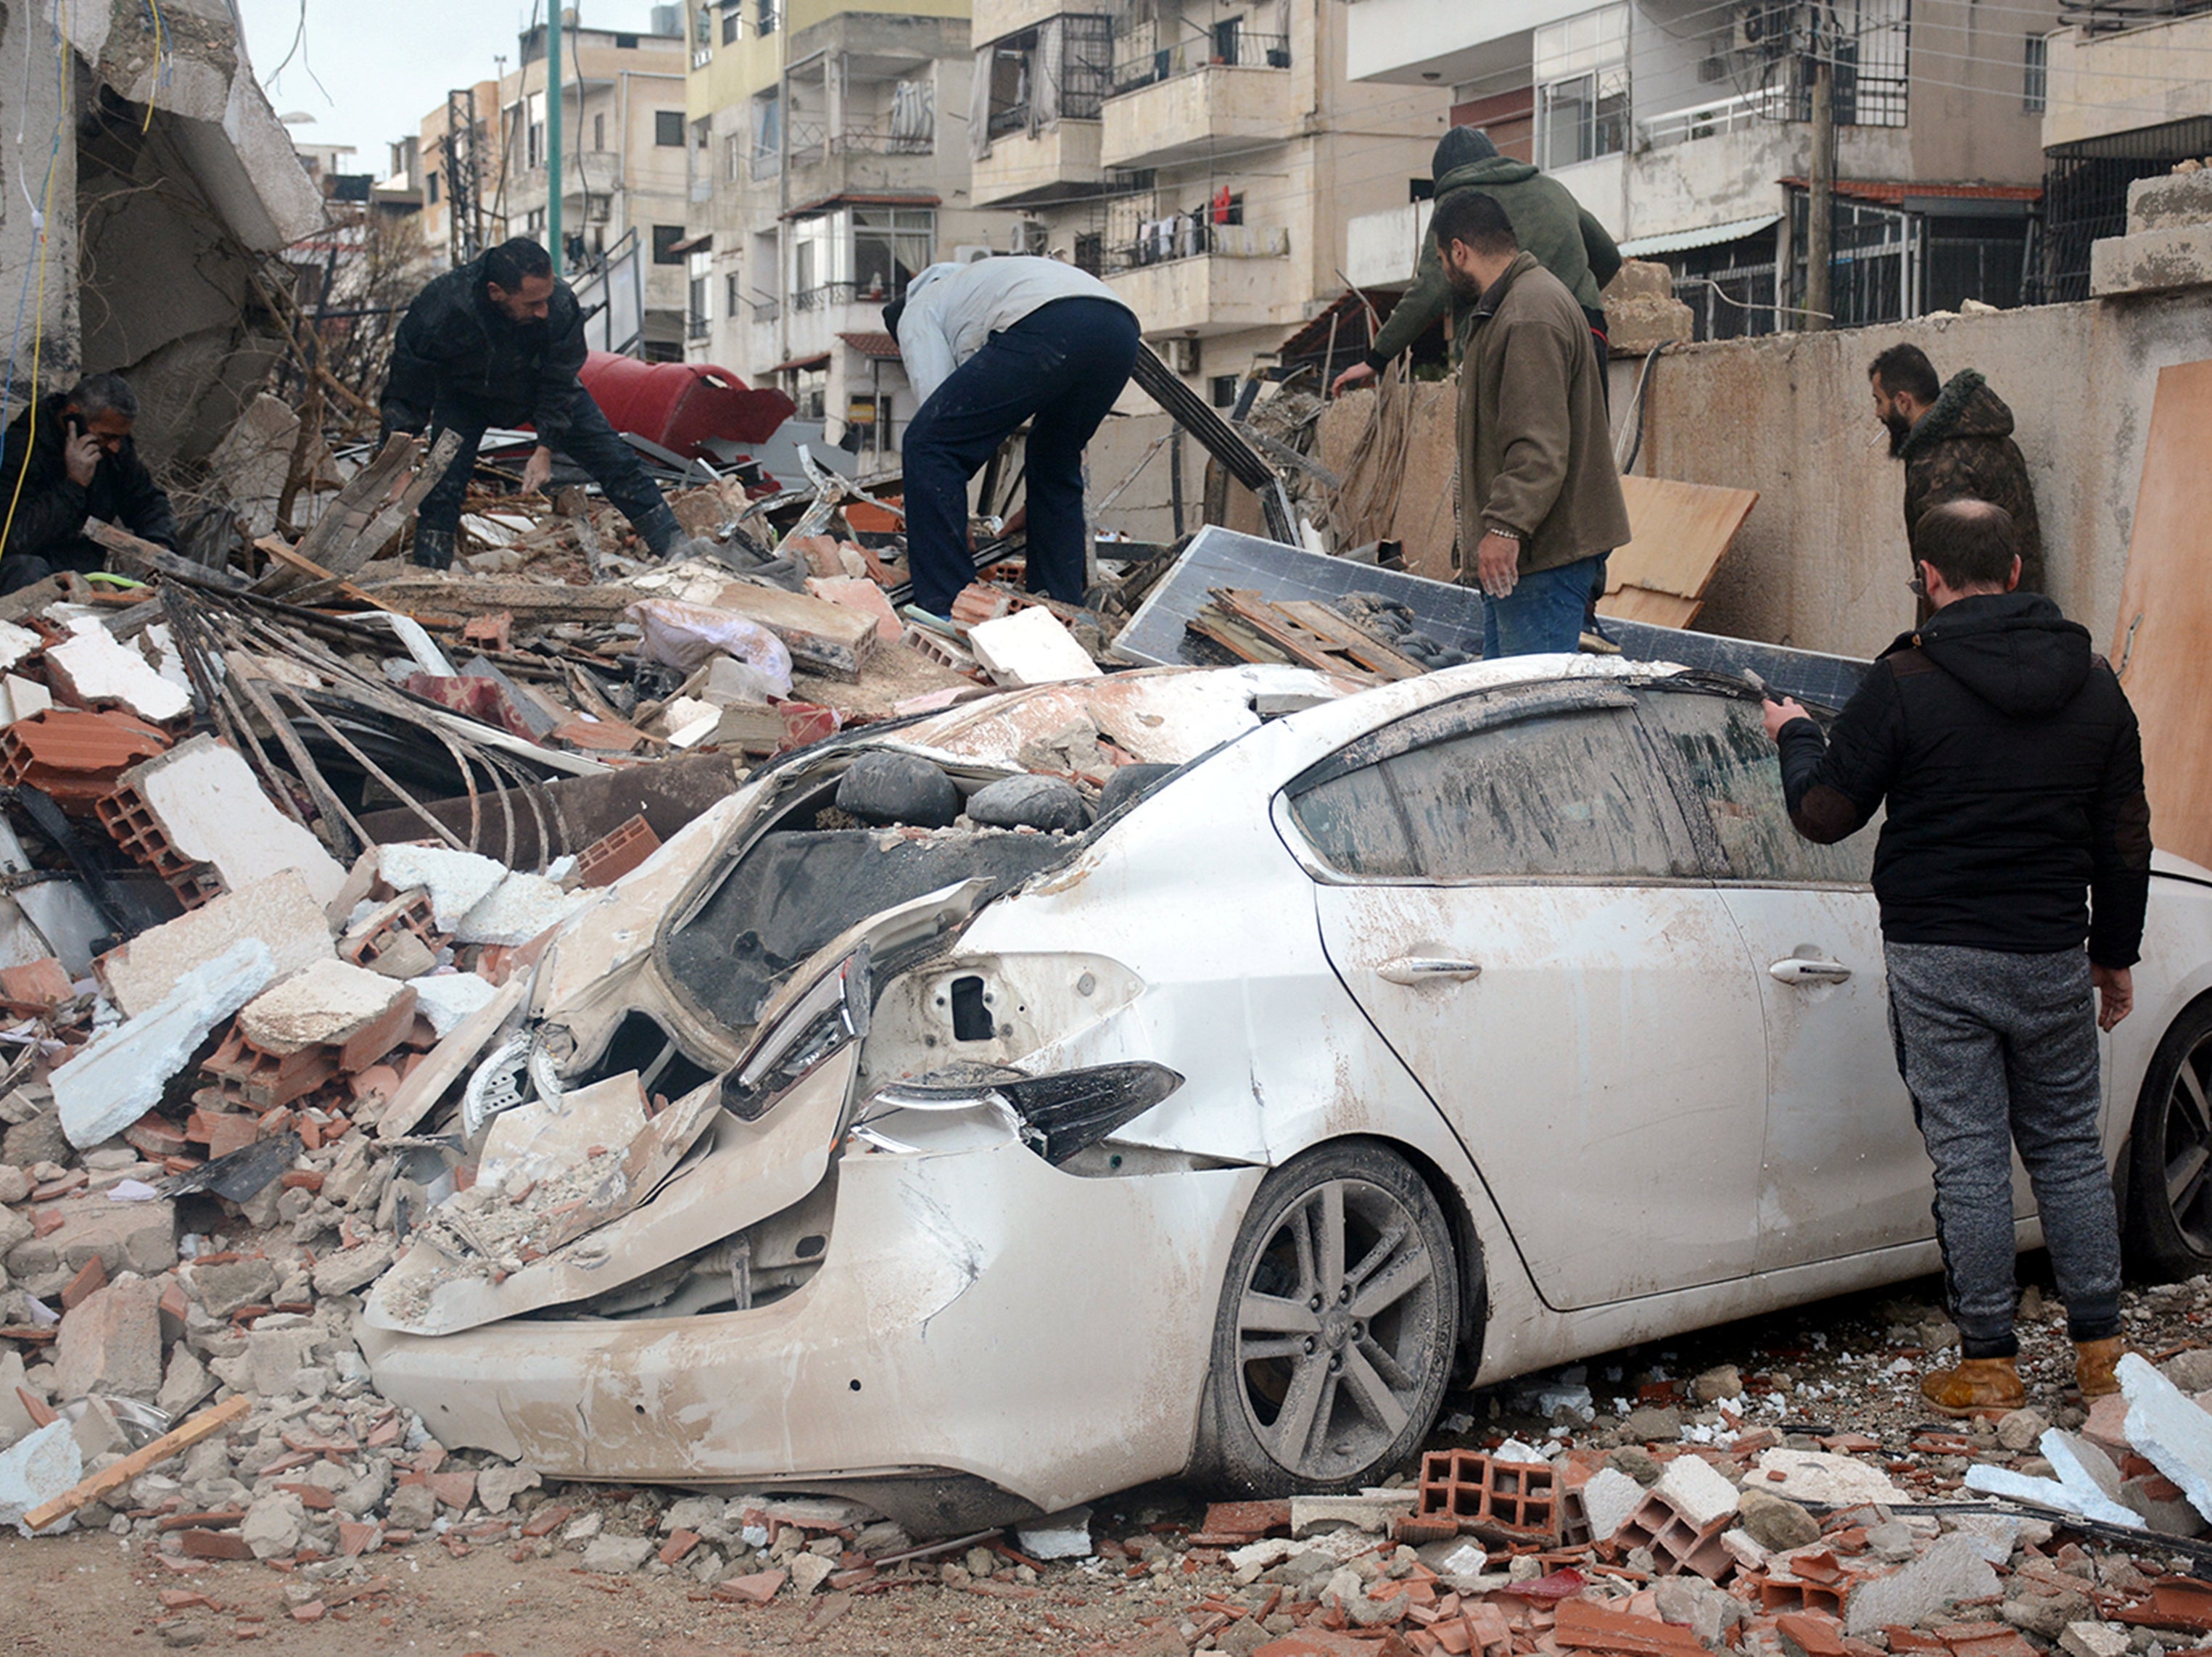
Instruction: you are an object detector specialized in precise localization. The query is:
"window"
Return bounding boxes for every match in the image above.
[653,225,688,264]
[756,0,777,36]
[751,91,780,178]
[723,7,741,44]
[1209,375,1239,408]
[1289,708,1682,882]
[851,207,933,298]
[2024,34,2048,114]
[688,276,710,339]
[427,173,441,204]
[726,270,744,316]
[615,32,639,49]
[595,113,607,150]
[1533,4,1630,168]
[1638,691,1878,885]
[656,109,685,147]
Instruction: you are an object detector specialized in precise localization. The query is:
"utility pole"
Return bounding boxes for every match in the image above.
[548,4,565,269]
[1804,7,1836,331]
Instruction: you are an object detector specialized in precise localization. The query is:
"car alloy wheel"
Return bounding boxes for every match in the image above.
[2126,996,2212,1281]
[1201,1142,1459,1493]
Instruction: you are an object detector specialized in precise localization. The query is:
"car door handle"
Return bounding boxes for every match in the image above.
[1770,958,1852,985]
[1378,956,1483,985]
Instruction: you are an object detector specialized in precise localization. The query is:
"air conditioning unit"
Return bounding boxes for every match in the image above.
[1732,2,1791,54]
[1010,218,1049,256]
[952,244,993,265]
[1162,337,1200,375]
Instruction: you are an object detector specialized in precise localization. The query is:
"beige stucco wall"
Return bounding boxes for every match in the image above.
[1629,289,2212,660]
[2044,13,2212,151]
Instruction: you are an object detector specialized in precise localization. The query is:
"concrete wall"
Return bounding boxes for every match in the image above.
[1631,291,2212,660]
[2044,14,2212,151]
[1905,0,2055,186]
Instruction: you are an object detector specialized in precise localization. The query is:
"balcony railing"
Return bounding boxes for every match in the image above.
[687,312,711,342]
[1107,219,1289,271]
[789,279,906,313]
[1112,32,1289,94]
[832,125,935,155]
[1638,86,1788,149]
[790,118,829,165]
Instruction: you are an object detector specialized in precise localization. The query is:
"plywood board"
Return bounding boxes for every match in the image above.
[2110,357,2212,872]
[1601,475,1759,615]
[1389,382,1460,583]
[1597,587,1702,629]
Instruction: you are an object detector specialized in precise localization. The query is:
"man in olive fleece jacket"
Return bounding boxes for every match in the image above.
[1331,128,1621,394]
[1438,191,1628,658]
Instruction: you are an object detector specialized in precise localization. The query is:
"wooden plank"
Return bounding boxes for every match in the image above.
[252,537,416,619]
[1606,475,1759,604]
[1596,587,1702,629]
[1388,382,1459,584]
[259,433,418,596]
[22,1394,251,1532]
[2110,357,2212,872]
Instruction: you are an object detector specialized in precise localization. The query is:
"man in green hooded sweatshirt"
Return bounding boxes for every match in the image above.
[1330,127,1622,395]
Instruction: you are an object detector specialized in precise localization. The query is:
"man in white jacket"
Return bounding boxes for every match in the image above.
[886,256,1140,615]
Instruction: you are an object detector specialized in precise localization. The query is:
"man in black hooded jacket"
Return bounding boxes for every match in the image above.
[381,237,690,569]
[1761,499,2150,1419]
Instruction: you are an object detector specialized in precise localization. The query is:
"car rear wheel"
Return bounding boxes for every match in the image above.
[1196,1141,1458,1496]
[2124,995,2212,1281]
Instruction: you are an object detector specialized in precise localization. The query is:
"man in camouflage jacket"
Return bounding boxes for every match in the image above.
[1870,343,2046,603]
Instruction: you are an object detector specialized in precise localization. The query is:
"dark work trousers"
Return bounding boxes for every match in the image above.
[1884,941,2124,1359]
[901,297,1141,616]
[415,389,673,542]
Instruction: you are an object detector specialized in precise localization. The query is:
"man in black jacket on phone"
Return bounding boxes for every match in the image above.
[0,373,178,595]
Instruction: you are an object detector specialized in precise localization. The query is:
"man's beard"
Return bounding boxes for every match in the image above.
[1884,410,1913,458]
[1445,267,1484,302]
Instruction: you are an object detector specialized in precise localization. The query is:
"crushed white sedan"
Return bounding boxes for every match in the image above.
[358,656,2212,1532]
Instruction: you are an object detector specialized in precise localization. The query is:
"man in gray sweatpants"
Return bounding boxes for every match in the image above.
[1762,498,2151,1416]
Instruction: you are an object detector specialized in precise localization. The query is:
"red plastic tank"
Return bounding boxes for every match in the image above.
[579,352,796,458]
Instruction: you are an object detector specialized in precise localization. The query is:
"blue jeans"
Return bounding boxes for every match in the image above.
[1482,553,1605,658]
[902,297,1140,615]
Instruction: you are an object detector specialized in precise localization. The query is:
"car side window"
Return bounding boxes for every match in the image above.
[1289,708,1683,881]
[1638,689,1879,885]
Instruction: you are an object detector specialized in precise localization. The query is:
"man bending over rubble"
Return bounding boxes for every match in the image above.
[885,255,1140,617]
[0,373,178,595]
[1762,499,2150,1416]
[381,236,693,570]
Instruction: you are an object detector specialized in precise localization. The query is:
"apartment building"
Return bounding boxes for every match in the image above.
[682,0,991,459]
[2041,2,2212,300]
[1343,1,2058,341]
[965,0,1442,402]
[419,81,508,270]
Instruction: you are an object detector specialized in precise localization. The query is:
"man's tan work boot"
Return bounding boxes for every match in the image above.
[2075,1337,2130,1400]
[1921,1355,2026,1417]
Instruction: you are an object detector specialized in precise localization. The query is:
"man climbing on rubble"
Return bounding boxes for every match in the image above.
[0,373,178,595]
[1328,127,1619,396]
[883,255,1139,617]
[1870,342,2046,613]
[1435,189,1627,658]
[380,236,696,571]
[1762,498,2150,1417]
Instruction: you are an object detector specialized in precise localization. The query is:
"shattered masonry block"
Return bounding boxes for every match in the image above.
[1755,1574,1849,1616]
[1411,1448,1559,1541]
[1616,1491,1735,1582]
[899,623,977,674]
[340,889,446,976]
[54,939,279,1149]
[0,957,74,1015]
[52,1276,165,1402]
[237,959,412,1059]
[375,844,506,933]
[44,624,191,725]
[574,814,661,889]
[2118,1352,2212,1524]
[1843,1534,2000,1638]
[0,707,170,812]
[200,1023,339,1113]
[1581,1466,1651,1541]
[115,735,348,907]
[97,869,336,1020]
[1654,1453,1742,1530]
[96,781,220,906]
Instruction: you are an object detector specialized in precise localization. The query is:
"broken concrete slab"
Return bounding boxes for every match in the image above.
[1844,1532,2000,1637]
[2119,1351,2212,1524]
[1287,1489,1415,1538]
[236,958,408,1054]
[375,845,506,933]
[1964,1460,2138,1529]
[411,972,499,1037]
[1653,1453,1740,1530]
[117,736,347,906]
[4,1197,176,1293]
[96,868,335,1020]
[0,1421,83,1537]
[311,1241,396,1298]
[2041,1429,2140,1526]
[52,1276,165,1401]
[453,871,590,949]
[1752,1447,1910,1508]
[968,606,1102,688]
[1580,1466,1646,1540]
[709,581,880,681]
[44,624,191,725]
[54,938,278,1149]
